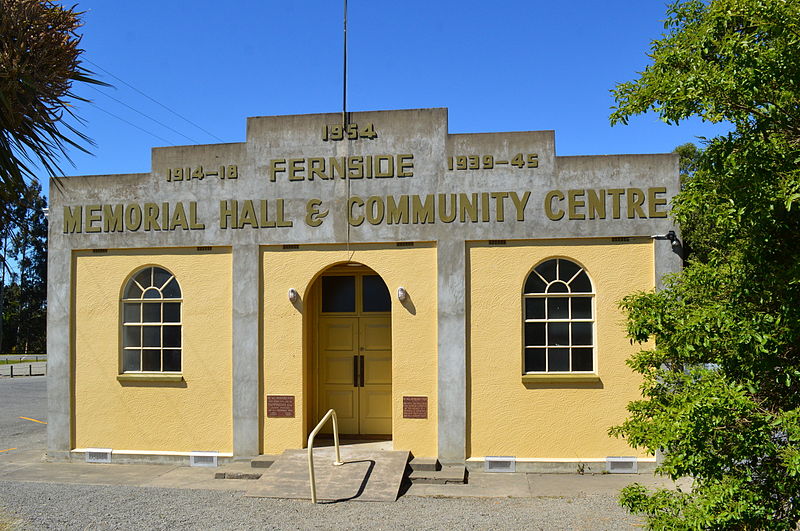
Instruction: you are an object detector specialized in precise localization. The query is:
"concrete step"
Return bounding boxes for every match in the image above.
[409,464,467,484]
[250,455,278,469]
[409,457,439,472]
[246,447,410,502]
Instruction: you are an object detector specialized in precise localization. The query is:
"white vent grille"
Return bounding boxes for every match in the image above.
[85,448,112,463]
[485,456,516,473]
[190,451,218,467]
[606,456,638,474]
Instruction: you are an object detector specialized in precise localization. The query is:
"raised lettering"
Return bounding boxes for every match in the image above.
[510,191,531,221]
[412,195,435,224]
[348,196,365,226]
[627,188,646,218]
[545,190,565,221]
[63,206,82,233]
[567,190,585,220]
[648,187,668,218]
[386,195,409,225]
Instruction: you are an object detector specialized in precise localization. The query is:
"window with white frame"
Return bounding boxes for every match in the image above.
[523,258,594,373]
[121,266,182,372]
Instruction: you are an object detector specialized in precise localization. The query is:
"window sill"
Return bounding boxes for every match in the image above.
[117,373,184,383]
[522,373,600,383]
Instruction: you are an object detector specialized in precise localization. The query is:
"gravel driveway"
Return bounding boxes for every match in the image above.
[0,481,642,530]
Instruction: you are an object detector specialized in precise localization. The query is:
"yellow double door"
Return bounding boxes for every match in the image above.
[318,316,392,436]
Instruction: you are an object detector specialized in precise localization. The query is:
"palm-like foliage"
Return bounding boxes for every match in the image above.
[0,0,106,206]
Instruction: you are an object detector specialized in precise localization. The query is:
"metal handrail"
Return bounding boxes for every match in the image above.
[307,409,344,503]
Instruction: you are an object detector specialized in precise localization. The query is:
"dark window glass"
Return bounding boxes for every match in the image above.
[142,303,161,323]
[548,322,569,346]
[559,259,580,282]
[524,273,547,294]
[163,303,180,323]
[134,269,152,288]
[322,276,356,312]
[547,282,569,293]
[123,303,140,323]
[123,350,140,371]
[142,350,161,371]
[523,259,594,374]
[362,275,391,312]
[525,298,545,319]
[124,282,142,299]
[153,268,171,290]
[547,297,569,319]
[548,348,570,371]
[525,348,546,372]
[143,288,161,299]
[123,326,140,348]
[572,348,593,371]
[535,259,557,282]
[572,323,593,345]
[572,297,592,319]
[525,322,546,347]
[122,266,183,373]
[570,271,592,293]
[162,277,181,298]
[163,350,181,372]
[142,326,160,347]
[163,326,181,348]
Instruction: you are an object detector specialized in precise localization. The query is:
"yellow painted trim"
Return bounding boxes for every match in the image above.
[521,373,600,383]
[116,373,184,383]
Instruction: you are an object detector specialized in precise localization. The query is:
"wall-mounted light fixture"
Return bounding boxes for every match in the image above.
[288,288,299,303]
[397,287,408,302]
[651,230,681,248]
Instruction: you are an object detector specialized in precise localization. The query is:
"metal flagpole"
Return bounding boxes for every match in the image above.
[343,0,348,126]
[344,0,351,254]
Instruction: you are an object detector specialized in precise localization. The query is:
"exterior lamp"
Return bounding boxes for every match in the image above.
[651,230,681,248]
[397,287,408,302]
[288,288,299,303]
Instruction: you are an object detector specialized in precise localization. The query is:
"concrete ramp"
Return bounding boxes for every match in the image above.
[246,447,410,502]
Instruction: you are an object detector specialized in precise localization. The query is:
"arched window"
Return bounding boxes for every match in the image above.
[121,266,182,372]
[523,258,594,373]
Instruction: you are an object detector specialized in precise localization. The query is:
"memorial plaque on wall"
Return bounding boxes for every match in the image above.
[267,395,295,418]
[403,396,428,419]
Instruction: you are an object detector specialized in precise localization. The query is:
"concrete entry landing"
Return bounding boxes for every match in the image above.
[246,445,410,502]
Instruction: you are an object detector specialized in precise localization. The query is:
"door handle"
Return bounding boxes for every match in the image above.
[353,355,359,387]
[359,355,365,387]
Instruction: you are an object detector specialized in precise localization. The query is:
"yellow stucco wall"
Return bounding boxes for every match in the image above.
[468,238,653,459]
[262,244,438,457]
[73,248,232,453]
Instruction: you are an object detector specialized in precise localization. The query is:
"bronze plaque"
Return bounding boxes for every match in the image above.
[267,395,295,418]
[403,396,428,419]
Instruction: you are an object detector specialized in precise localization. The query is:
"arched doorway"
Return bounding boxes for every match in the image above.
[312,263,392,437]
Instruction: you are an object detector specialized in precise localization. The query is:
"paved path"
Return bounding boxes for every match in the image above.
[0,376,47,452]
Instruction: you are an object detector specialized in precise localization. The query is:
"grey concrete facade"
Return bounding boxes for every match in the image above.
[48,108,681,463]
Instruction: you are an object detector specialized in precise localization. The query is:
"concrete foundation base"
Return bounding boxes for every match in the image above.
[465,459,658,474]
[50,450,235,467]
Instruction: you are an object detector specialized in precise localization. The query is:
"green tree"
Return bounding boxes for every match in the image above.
[0,181,47,353]
[609,0,800,528]
[0,0,105,219]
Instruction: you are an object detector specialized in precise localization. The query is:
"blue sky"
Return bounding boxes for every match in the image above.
[49,0,727,187]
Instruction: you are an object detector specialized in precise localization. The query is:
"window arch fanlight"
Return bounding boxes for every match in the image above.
[523,258,594,373]
[121,266,182,372]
